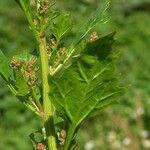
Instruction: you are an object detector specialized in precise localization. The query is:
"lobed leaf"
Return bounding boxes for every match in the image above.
[49,32,124,149]
[49,33,123,126]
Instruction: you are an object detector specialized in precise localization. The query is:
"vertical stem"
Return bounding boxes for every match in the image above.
[38,36,57,150]
[18,1,57,149]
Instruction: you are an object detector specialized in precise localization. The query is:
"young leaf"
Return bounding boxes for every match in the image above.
[0,50,11,81]
[49,33,123,149]
[51,13,72,41]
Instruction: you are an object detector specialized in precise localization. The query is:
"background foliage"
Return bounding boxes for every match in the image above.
[0,0,150,149]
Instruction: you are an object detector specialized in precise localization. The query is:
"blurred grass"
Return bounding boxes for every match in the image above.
[0,0,150,150]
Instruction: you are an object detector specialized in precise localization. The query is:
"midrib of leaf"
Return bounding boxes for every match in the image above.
[64,70,117,150]
[71,61,111,124]
[73,69,107,125]
[74,82,118,127]
[77,62,89,83]
[56,60,114,124]
[92,67,107,81]
[60,27,71,39]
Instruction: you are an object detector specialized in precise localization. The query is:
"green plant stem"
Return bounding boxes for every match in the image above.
[38,36,57,150]
[16,1,57,149]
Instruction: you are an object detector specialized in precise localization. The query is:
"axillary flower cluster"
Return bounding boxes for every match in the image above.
[10,56,38,89]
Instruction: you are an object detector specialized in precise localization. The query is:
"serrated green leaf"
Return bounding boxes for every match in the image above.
[0,50,11,81]
[51,13,72,41]
[49,33,123,149]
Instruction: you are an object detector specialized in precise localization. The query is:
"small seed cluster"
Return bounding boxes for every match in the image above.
[26,58,38,88]
[32,0,50,34]
[46,37,67,75]
[10,56,38,89]
[89,31,99,42]
[11,56,24,70]
[59,47,66,56]
[36,142,45,150]
[46,37,57,57]
[59,129,67,146]
[38,0,49,15]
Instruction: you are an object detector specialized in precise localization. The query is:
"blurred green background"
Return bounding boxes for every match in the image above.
[0,0,150,149]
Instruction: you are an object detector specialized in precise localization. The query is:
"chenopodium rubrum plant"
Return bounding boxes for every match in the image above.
[0,0,124,150]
